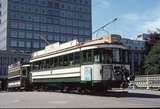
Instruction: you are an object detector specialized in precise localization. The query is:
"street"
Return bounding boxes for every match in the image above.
[0,89,160,108]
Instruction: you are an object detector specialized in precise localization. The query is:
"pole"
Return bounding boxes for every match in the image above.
[92,18,118,38]
[146,71,149,90]
[92,18,118,35]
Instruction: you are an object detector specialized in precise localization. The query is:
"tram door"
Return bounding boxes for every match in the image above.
[102,65,112,80]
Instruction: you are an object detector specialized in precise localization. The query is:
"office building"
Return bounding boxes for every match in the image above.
[0,0,92,53]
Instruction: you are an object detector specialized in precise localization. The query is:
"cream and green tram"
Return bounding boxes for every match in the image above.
[30,36,130,92]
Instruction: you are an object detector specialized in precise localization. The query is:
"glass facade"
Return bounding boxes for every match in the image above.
[0,0,92,53]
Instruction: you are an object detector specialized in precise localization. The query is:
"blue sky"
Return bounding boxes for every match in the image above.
[92,0,160,38]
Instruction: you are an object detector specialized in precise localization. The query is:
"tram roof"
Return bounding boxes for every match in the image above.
[31,34,123,60]
[8,62,30,73]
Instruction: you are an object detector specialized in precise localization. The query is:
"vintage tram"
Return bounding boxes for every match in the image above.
[29,34,130,92]
[8,62,31,91]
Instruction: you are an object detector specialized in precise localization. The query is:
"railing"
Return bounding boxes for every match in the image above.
[135,74,160,89]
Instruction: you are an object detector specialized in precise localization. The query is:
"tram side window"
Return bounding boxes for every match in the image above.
[33,62,39,70]
[22,69,26,76]
[42,60,46,69]
[63,55,69,66]
[39,61,43,69]
[54,57,59,67]
[51,58,55,67]
[82,50,93,64]
[59,56,63,66]
[31,52,81,70]
[74,52,80,64]
[82,51,87,63]
[69,53,74,65]
[46,59,52,68]
[94,49,100,63]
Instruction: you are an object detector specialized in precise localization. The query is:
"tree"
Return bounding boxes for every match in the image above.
[144,40,160,75]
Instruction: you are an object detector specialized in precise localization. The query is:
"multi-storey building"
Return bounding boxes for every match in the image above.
[122,38,146,76]
[0,0,92,53]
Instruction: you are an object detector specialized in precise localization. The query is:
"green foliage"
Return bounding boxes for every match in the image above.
[144,40,160,75]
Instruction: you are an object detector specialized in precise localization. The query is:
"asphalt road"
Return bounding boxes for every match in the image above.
[0,89,160,108]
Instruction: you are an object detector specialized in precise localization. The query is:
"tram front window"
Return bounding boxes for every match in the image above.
[101,48,112,64]
[94,48,112,64]
[112,48,120,63]
[94,48,121,64]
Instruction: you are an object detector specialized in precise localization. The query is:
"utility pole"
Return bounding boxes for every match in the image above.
[92,18,118,39]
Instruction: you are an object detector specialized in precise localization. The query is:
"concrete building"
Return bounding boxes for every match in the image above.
[0,50,30,90]
[0,0,92,53]
[122,38,146,76]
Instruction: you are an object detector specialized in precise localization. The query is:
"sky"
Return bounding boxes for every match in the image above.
[92,0,160,39]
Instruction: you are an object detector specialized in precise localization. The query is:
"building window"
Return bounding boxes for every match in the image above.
[19,22,25,29]
[26,32,32,39]
[61,4,64,8]
[40,42,46,48]
[18,31,25,38]
[10,40,17,47]
[26,41,31,48]
[18,40,25,47]
[26,23,33,30]
[10,31,18,38]
[14,58,17,63]
[10,22,18,28]
[47,35,53,41]
[34,33,40,39]
[54,36,59,41]
[33,42,39,48]
[55,3,59,9]
[48,1,53,7]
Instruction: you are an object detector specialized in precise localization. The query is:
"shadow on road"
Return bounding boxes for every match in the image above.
[80,91,160,98]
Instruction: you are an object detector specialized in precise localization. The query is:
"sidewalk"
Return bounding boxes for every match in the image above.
[125,89,160,96]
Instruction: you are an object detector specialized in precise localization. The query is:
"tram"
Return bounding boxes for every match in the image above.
[30,34,130,92]
[8,62,31,91]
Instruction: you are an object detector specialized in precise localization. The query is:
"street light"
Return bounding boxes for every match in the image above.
[146,71,149,90]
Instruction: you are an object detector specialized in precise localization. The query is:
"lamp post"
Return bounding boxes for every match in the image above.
[146,71,149,90]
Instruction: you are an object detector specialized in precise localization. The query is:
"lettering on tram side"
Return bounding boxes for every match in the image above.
[84,67,92,81]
